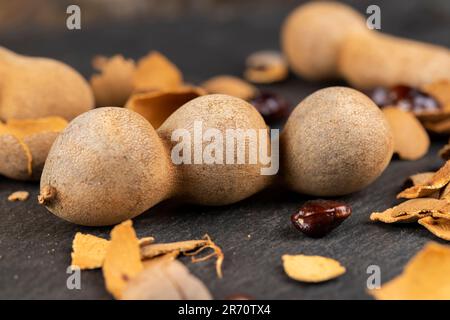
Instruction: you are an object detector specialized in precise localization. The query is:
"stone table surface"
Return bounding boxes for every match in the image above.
[0,0,449,299]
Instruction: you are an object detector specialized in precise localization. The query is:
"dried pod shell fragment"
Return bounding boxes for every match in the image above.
[125,86,205,128]
[140,239,208,259]
[282,254,346,283]
[439,142,450,160]
[71,232,155,270]
[404,172,439,198]
[406,172,435,187]
[7,191,29,202]
[370,242,450,299]
[439,183,450,200]
[397,161,450,199]
[0,117,67,180]
[418,217,450,241]
[244,50,288,84]
[201,75,258,100]
[102,220,143,299]
[382,107,429,160]
[422,80,450,109]
[90,55,135,107]
[133,51,183,92]
[71,233,110,270]
[370,198,450,223]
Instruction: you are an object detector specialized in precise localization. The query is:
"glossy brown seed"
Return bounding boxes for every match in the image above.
[249,91,289,123]
[370,85,441,114]
[291,200,352,238]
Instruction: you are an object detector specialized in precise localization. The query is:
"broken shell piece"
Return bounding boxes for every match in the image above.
[439,142,450,160]
[90,55,135,107]
[201,75,258,100]
[102,220,143,299]
[0,117,67,180]
[405,172,435,187]
[71,232,155,270]
[418,217,450,241]
[422,80,450,109]
[370,242,450,299]
[430,211,450,220]
[404,172,439,198]
[133,51,182,92]
[244,50,288,84]
[382,107,429,160]
[7,191,29,202]
[71,233,110,270]
[122,259,212,300]
[140,239,208,259]
[142,251,180,269]
[416,80,450,125]
[282,254,345,283]
[138,236,156,247]
[423,118,450,134]
[397,160,450,199]
[439,182,450,200]
[370,198,450,223]
[125,86,205,128]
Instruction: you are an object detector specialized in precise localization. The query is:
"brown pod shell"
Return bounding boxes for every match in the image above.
[338,32,450,89]
[281,87,393,196]
[281,1,367,80]
[40,107,175,226]
[0,117,67,180]
[0,47,94,121]
[158,94,273,205]
[125,86,205,129]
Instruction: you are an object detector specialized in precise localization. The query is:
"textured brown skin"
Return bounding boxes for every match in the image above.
[281,87,393,196]
[0,134,29,180]
[0,131,59,181]
[339,32,450,89]
[158,94,273,205]
[40,107,175,226]
[281,1,367,80]
[25,132,61,180]
[0,47,94,121]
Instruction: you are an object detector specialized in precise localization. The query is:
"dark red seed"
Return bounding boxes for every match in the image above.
[291,199,352,238]
[249,91,289,123]
[370,85,441,114]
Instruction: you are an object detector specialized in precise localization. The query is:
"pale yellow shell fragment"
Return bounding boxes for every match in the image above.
[370,242,450,299]
[418,217,450,241]
[102,220,143,299]
[370,198,450,223]
[7,191,29,202]
[282,254,346,283]
[71,233,110,269]
[398,160,450,199]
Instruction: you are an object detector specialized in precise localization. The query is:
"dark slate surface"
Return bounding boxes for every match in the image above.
[0,0,449,299]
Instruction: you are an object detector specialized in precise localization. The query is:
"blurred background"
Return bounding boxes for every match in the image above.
[0,0,449,83]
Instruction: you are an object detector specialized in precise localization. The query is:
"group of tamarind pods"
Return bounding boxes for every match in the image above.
[0,2,448,226]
